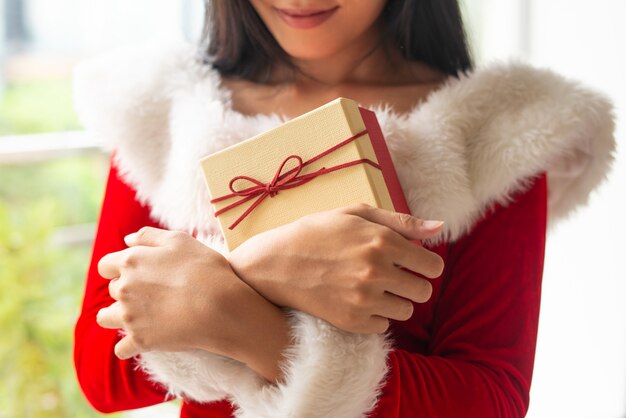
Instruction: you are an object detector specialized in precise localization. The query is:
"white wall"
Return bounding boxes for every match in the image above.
[467,1,626,417]
[527,2,626,417]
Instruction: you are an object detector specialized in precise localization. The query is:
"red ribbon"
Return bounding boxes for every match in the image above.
[210,129,381,230]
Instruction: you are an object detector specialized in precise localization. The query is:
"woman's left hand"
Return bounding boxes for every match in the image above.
[96,227,288,369]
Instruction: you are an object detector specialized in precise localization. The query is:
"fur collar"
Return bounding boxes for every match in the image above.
[73,42,616,245]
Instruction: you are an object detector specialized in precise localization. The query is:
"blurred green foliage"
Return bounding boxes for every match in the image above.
[0,78,180,418]
[0,155,112,418]
[0,80,81,135]
[0,77,109,417]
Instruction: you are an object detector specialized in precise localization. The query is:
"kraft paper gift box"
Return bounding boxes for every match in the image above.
[200,97,412,251]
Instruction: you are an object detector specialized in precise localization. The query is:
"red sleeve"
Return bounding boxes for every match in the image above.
[372,173,548,418]
[74,159,169,412]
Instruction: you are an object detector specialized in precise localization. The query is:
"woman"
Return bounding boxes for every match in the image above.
[73,0,615,417]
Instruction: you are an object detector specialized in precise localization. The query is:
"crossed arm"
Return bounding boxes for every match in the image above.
[75,161,547,417]
[96,206,444,383]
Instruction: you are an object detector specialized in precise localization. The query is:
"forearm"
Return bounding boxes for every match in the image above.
[199,279,293,383]
[232,291,292,383]
[370,349,531,418]
[226,235,296,309]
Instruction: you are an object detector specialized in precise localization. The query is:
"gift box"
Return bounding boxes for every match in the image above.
[200,97,411,251]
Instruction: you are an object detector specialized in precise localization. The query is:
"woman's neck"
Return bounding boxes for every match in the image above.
[221,22,448,119]
[272,30,442,91]
[289,22,390,86]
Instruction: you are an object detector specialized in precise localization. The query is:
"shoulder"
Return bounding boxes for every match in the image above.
[72,42,234,218]
[72,42,227,149]
[386,61,616,244]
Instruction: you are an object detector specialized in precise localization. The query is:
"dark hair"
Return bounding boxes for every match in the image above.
[201,0,473,82]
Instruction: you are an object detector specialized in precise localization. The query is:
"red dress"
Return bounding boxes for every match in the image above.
[72,43,614,418]
[74,161,548,417]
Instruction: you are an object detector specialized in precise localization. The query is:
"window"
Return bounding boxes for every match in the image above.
[0,1,202,417]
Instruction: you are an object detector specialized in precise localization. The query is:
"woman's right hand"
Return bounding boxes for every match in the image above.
[227,203,445,334]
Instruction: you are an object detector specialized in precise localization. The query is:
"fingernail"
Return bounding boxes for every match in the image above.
[422,220,444,230]
[124,233,137,245]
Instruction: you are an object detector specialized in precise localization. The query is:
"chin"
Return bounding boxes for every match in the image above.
[278,38,346,61]
[250,0,387,62]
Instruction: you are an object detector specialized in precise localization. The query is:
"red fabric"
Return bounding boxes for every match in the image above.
[75,159,547,418]
[373,172,547,417]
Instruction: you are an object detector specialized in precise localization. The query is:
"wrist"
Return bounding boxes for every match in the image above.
[198,278,292,382]
[234,300,292,382]
[226,246,254,286]
[226,235,293,309]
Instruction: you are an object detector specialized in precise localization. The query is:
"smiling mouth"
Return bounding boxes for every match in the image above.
[275,6,340,29]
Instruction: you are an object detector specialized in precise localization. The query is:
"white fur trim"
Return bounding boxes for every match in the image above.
[232,312,391,418]
[138,308,390,418]
[138,350,262,404]
[380,62,616,244]
[73,45,616,245]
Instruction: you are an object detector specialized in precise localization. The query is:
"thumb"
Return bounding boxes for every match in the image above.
[342,203,444,241]
[124,226,171,247]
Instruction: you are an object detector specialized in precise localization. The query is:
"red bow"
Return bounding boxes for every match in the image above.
[210,129,380,230]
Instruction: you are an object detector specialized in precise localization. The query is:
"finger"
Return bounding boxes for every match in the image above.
[108,278,123,301]
[389,238,445,279]
[115,335,142,360]
[98,251,126,279]
[373,292,416,322]
[381,269,434,304]
[96,301,124,329]
[124,226,176,247]
[341,203,444,241]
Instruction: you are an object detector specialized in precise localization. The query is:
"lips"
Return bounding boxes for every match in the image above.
[275,6,339,29]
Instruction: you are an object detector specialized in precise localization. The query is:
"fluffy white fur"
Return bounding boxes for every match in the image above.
[137,350,262,404]
[232,312,390,418]
[73,42,616,417]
